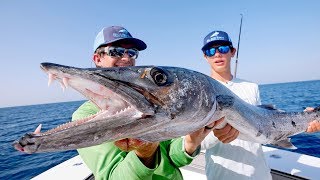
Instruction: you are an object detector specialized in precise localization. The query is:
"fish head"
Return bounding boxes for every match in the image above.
[13,63,216,153]
[41,63,215,121]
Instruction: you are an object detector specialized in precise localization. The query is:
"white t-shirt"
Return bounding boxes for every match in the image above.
[201,78,272,180]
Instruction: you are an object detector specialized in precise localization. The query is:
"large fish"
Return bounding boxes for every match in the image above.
[13,63,319,153]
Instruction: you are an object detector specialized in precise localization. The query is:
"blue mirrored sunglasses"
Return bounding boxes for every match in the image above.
[204,46,231,57]
[100,46,139,59]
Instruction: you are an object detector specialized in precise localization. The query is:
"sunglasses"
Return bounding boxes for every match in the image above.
[99,46,139,59]
[204,46,231,57]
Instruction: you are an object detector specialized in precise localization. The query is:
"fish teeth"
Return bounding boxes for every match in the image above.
[62,77,69,89]
[33,124,42,134]
[59,81,66,91]
[48,73,55,87]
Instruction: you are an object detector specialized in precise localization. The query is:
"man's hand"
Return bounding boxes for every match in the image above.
[213,117,239,143]
[114,138,159,168]
[184,121,216,155]
[304,107,320,133]
[307,120,320,133]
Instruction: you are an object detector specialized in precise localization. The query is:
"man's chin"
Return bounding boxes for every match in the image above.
[115,63,133,67]
[114,138,130,151]
[213,66,228,73]
[114,138,147,151]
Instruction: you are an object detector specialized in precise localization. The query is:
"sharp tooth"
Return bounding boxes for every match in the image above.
[48,73,54,86]
[59,81,66,91]
[34,124,42,134]
[62,77,69,88]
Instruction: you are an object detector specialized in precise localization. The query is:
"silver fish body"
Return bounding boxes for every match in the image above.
[13,63,319,153]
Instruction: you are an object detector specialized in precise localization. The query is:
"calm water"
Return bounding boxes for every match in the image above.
[259,80,320,156]
[1,80,320,179]
[0,101,82,180]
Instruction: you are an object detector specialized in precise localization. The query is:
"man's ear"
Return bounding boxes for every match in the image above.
[231,48,237,57]
[203,54,209,63]
[93,53,100,65]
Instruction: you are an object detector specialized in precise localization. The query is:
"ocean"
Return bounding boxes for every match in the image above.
[1,80,320,180]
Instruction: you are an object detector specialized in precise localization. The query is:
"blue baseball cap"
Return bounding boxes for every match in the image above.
[93,26,147,52]
[201,30,233,51]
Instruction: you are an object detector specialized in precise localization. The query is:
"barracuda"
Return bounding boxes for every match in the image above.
[13,63,320,153]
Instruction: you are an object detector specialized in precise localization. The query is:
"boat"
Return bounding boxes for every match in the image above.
[32,146,320,180]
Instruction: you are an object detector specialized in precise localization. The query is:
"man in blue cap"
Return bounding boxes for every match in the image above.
[72,26,215,180]
[200,30,272,179]
[200,30,320,179]
[91,26,147,68]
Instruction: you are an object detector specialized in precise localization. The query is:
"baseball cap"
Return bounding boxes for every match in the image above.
[93,26,147,52]
[201,30,233,51]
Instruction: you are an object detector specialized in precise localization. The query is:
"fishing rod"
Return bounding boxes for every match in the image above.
[234,14,243,78]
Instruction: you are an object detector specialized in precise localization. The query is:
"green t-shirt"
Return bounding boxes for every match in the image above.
[72,101,198,180]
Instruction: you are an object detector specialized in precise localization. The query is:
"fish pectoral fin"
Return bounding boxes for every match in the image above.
[270,138,297,149]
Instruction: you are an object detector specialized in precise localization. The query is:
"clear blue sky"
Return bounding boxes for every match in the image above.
[1,0,319,108]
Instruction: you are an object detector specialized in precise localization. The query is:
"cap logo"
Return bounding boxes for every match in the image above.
[113,29,131,38]
[206,31,226,43]
[210,32,219,38]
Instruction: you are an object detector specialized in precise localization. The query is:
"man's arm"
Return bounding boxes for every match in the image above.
[201,117,239,149]
[170,121,216,166]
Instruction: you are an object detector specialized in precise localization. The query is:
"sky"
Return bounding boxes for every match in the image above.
[1,0,319,108]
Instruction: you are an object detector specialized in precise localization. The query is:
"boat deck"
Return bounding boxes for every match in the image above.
[32,146,320,180]
[181,151,309,180]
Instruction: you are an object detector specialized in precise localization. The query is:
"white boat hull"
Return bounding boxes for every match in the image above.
[32,146,320,180]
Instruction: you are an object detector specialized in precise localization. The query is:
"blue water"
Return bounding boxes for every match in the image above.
[1,80,320,180]
[0,101,82,180]
[259,80,320,156]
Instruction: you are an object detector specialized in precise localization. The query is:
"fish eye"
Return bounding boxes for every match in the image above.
[150,67,168,86]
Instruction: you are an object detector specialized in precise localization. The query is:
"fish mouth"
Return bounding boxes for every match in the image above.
[13,63,162,153]
[35,63,156,136]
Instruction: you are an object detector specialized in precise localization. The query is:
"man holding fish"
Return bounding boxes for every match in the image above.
[200,30,320,179]
[72,26,215,180]
[13,26,320,180]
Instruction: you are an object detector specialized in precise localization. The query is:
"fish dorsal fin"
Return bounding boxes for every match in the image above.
[258,104,277,110]
[270,138,297,149]
[257,104,285,112]
[313,106,320,112]
[216,95,234,110]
